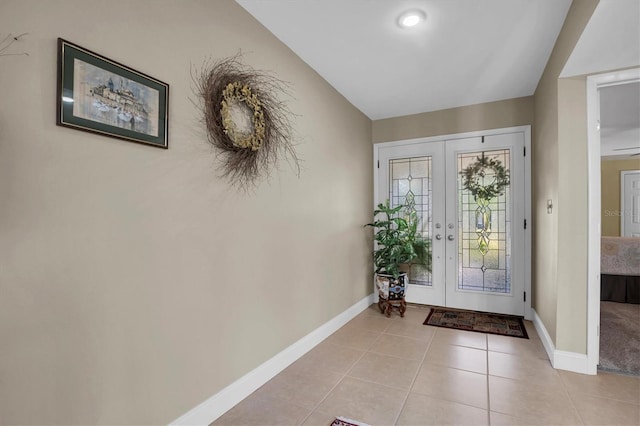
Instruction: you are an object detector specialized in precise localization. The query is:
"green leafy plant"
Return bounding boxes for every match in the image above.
[405,208,433,274]
[365,200,431,279]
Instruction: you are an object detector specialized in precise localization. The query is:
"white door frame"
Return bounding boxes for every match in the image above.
[586,68,640,374]
[373,125,532,320]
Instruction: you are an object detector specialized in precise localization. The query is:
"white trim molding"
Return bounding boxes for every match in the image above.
[169,293,376,426]
[554,351,590,375]
[532,308,555,363]
[532,308,593,375]
[586,68,640,376]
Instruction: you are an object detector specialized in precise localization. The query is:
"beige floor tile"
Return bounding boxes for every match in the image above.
[383,318,437,341]
[347,351,421,391]
[412,362,488,409]
[490,411,567,425]
[400,305,433,323]
[214,308,640,426]
[488,375,582,424]
[487,333,548,359]
[396,392,489,425]
[315,376,404,426]
[488,351,563,389]
[301,410,337,426]
[431,327,488,350]
[346,314,392,333]
[571,394,640,425]
[424,343,487,374]
[292,342,365,375]
[359,303,386,318]
[325,324,381,351]
[559,370,640,405]
[253,364,343,410]
[212,392,311,426]
[371,333,430,360]
[522,320,542,340]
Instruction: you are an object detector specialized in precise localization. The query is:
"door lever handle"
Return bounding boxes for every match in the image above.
[447,234,455,241]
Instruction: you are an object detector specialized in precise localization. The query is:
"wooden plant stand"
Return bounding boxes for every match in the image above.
[378,295,407,318]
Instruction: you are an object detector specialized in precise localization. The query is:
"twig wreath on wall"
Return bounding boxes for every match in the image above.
[194,54,300,189]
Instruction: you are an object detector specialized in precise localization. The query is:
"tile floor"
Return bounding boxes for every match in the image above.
[213,304,640,425]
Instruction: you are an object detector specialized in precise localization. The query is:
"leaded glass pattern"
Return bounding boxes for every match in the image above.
[457,149,511,293]
[389,157,433,286]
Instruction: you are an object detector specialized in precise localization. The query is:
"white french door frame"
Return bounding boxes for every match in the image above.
[373,125,532,320]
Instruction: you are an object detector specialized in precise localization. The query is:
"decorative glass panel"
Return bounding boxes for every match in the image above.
[457,149,511,293]
[389,157,433,286]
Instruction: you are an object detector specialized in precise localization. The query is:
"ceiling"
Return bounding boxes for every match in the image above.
[236,0,572,120]
[561,0,640,78]
[236,0,639,157]
[560,0,640,158]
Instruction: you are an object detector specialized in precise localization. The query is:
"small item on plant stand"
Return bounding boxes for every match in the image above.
[365,199,430,317]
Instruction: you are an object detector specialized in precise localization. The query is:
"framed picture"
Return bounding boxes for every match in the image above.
[56,38,169,149]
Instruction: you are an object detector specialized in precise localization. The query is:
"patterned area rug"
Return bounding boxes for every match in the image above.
[331,417,370,426]
[424,308,529,339]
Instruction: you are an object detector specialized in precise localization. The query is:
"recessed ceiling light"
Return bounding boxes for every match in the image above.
[398,10,426,28]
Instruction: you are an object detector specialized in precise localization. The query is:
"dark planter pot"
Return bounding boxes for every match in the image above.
[375,272,407,317]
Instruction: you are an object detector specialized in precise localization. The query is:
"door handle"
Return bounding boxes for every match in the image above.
[447,234,455,241]
[435,234,442,240]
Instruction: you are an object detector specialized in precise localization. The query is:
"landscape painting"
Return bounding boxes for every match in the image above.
[73,59,160,137]
[57,38,169,148]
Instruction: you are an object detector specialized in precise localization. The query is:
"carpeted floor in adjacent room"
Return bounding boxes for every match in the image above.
[599,301,640,376]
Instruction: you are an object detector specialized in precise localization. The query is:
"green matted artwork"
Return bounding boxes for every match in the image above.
[56,38,169,148]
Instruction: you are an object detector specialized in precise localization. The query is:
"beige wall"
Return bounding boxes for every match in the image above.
[532,0,599,352]
[601,158,640,236]
[555,76,589,353]
[0,1,372,424]
[372,96,534,143]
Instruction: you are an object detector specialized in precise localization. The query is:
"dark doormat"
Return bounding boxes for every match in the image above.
[424,307,529,339]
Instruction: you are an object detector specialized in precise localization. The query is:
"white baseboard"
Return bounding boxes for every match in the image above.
[554,350,591,374]
[531,308,593,375]
[170,293,376,426]
[532,308,556,363]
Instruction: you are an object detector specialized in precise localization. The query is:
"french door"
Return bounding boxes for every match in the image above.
[376,131,526,316]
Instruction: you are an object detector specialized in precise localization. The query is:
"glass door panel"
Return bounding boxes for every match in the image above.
[389,156,433,286]
[457,149,512,294]
[378,142,445,307]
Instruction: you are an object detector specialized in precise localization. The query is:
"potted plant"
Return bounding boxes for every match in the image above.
[365,199,431,316]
